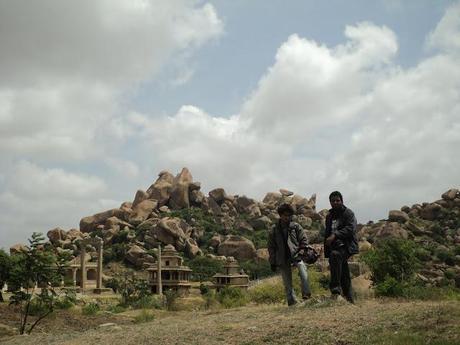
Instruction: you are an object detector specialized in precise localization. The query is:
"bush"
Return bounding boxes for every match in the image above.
[82,302,100,315]
[131,295,163,310]
[55,288,76,310]
[216,286,248,308]
[28,298,53,316]
[188,256,223,282]
[199,283,210,295]
[436,249,455,266]
[374,276,404,297]
[240,260,273,280]
[107,304,127,314]
[202,290,218,310]
[361,238,420,288]
[163,289,179,311]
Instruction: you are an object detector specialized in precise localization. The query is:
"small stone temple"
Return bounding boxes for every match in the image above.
[212,257,249,291]
[64,236,106,293]
[148,244,192,295]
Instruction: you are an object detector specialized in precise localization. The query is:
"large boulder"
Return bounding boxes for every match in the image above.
[262,192,282,205]
[146,171,174,206]
[375,222,408,240]
[80,208,127,233]
[185,238,202,258]
[388,210,409,223]
[249,216,272,230]
[132,190,149,208]
[129,199,158,225]
[169,168,193,209]
[217,235,256,261]
[209,188,227,205]
[235,196,257,213]
[151,217,188,249]
[47,227,67,244]
[125,245,147,266]
[66,228,84,241]
[420,203,442,220]
[442,188,459,201]
[10,244,28,255]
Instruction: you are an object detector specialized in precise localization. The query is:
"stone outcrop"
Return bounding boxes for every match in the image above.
[217,235,256,261]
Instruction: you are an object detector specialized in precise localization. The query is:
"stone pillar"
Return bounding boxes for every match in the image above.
[72,268,77,287]
[80,245,86,292]
[157,244,162,295]
[96,240,103,289]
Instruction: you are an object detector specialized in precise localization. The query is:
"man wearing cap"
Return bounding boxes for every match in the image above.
[324,191,359,303]
[268,203,311,306]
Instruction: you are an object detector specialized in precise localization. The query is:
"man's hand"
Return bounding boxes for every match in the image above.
[325,234,336,247]
[271,264,277,272]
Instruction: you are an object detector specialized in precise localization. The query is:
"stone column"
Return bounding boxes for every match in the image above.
[157,244,162,295]
[80,245,86,292]
[72,268,77,287]
[96,239,103,290]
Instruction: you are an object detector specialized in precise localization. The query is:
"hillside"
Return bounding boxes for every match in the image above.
[9,168,460,287]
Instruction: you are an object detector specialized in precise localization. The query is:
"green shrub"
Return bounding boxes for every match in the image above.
[107,304,127,314]
[202,290,218,310]
[188,256,223,282]
[82,302,100,315]
[436,249,455,266]
[28,298,53,316]
[240,260,273,280]
[249,281,285,304]
[361,238,420,286]
[216,286,248,308]
[131,295,163,310]
[163,289,179,311]
[133,309,155,323]
[199,283,210,295]
[374,276,404,297]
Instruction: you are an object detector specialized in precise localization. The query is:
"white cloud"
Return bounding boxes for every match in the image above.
[0,0,223,248]
[427,2,460,54]
[137,12,459,221]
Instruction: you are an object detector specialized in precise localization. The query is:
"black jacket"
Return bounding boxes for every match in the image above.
[324,206,359,258]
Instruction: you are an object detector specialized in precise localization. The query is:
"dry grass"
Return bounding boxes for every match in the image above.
[1,299,459,345]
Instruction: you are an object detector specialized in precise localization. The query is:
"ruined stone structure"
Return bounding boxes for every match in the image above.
[65,236,106,293]
[148,244,192,295]
[212,257,249,291]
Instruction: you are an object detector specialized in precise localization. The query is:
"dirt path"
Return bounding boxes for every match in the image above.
[1,299,459,345]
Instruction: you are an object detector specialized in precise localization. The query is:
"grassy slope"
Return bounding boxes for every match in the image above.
[2,299,459,345]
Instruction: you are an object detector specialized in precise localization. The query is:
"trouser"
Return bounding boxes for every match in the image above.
[329,248,353,302]
[279,260,311,306]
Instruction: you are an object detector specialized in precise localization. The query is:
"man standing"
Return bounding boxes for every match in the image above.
[324,191,359,303]
[268,203,311,306]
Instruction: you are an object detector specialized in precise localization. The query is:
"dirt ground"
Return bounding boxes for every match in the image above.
[1,298,459,345]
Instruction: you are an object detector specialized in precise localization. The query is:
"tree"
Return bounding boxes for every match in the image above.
[188,256,223,282]
[0,249,12,302]
[8,232,69,334]
[361,238,420,296]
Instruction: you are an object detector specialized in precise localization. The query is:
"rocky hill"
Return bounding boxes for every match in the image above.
[11,168,460,287]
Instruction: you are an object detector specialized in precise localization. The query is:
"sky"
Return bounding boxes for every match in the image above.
[1,0,459,249]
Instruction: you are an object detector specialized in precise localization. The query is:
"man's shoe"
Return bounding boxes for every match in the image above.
[302,293,312,300]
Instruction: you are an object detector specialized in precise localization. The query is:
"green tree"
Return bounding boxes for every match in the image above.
[188,256,223,282]
[0,249,12,302]
[361,238,420,296]
[7,232,69,334]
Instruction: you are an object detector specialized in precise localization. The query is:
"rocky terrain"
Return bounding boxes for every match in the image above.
[9,168,460,287]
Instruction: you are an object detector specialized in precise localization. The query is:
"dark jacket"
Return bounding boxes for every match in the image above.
[268,221,308,266]
[324,206,359,258]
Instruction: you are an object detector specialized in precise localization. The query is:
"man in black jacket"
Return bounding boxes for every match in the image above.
[324,191,358,303]
[268,203,311,306]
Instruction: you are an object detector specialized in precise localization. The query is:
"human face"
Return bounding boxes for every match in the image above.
[330,196,343,210]
[279,212,292,224]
